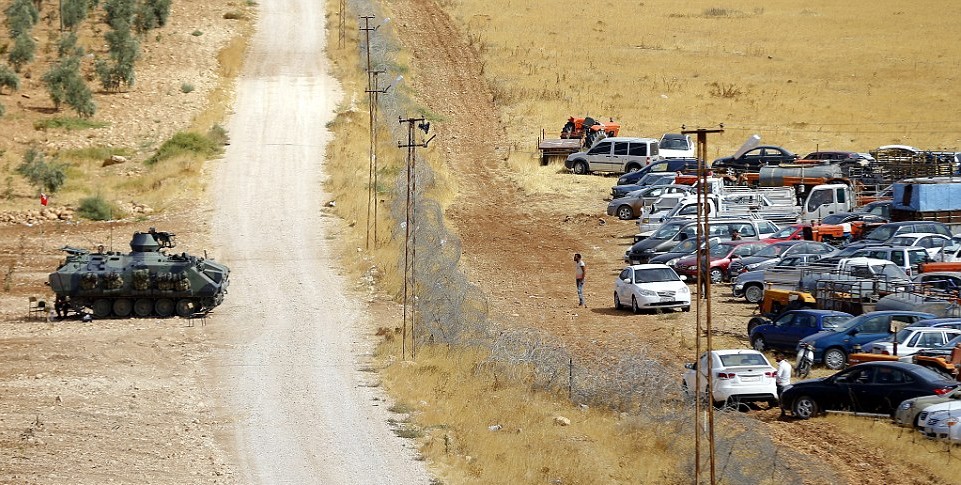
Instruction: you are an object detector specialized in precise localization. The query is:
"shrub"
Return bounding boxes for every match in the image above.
[191,30,203,36]
[180,82,194,93]
[16,148,68,193]
[207,124,229,146]
[34,117,107,130]
[133,2,158,33]
[223,11,245,20]
[77,195,118,221]
[0,103,4,117]
[0,65,19,93]
[149,0,172,26]
[145,131,222,166]
[8,33,36,72]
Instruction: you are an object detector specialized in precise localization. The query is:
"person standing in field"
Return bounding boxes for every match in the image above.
[574,253,586,307]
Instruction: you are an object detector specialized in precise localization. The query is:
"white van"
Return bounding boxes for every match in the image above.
[565,137,662,175]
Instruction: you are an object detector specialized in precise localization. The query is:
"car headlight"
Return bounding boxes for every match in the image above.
[666,258,680,267]
[930,410,950,420]
[948,417,960,427]
[637,288,657,296]
[677,286,690,294]
[899,401,914,410]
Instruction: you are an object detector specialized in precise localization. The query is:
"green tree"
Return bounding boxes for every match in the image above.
[16,148,68,193]
[8,33,36,72]
[61,0,93,31]
[96,24,139,90]
[0,64,19,93]
[149,0,172,27]
[4,0,39,37]
[103,0,135,29]
[134,0,171,33]
[44,33,95,117]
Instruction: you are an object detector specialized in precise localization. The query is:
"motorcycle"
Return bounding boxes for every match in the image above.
[795,342,814,379]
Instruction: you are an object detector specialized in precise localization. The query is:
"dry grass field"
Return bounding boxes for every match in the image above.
[437,0,961,193]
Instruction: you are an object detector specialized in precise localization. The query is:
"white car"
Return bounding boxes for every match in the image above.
[920,400,961,441]
[658,133,695,159]
[888,233,952,259]
[613,264,690,313]
[868,327,961,357]
[683,349,778,406]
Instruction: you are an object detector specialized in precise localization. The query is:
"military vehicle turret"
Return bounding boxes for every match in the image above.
[48,229,230,318]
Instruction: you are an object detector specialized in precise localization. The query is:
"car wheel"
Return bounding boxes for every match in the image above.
[617,205,634,220]
[747,317,766,334]
[744,284,765,304]
[614,292,622,310]
[681,305,691,312]
[824,347,847,370]
[631,296,641,314]
[573,161,589,175]
[626,164,641,173]
[792,395,819,419]
[752,335,766,352]
[709,268,723,284]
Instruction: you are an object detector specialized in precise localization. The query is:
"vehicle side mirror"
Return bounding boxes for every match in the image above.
[679,275,688,282]
[848,328,860,336]
[623,278,632,283]
[684,363,694,370]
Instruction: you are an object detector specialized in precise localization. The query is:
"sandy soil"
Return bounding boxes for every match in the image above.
[206,0,431,483]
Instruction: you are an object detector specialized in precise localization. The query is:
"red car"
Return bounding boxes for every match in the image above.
[673,240,770,283]
[762,224,806,243]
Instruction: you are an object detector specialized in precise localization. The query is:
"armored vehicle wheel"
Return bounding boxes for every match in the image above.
[176,299,198,318]
[113,299,133,318]
[93,299,112,318]
[134,299,153,317]
[155,298,175,317]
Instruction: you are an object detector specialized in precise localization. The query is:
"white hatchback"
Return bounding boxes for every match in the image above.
[613,264,690,313]
[683,349,779,406]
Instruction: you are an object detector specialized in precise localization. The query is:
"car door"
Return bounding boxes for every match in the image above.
[851,314,892,350]
[627,141,651,170]
[834,366,877,412]
[616,267,633,303]
[789,313,818,349]
[612,140,631,172]
[738,148,764,171]
[869,367,918,414]
[585,140,613,171]
[764,313,796,348]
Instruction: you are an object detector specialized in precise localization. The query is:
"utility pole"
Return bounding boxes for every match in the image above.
[397,117,435,359]
[683,125,723,485]
[365,72,401,247]
[360,16,376,248]
[337,0,347,48]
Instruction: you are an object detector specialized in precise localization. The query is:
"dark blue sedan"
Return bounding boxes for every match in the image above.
[748,309,853,353]
[781,362,958,419]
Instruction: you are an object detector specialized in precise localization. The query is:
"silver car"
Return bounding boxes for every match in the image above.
[606,184,693,220]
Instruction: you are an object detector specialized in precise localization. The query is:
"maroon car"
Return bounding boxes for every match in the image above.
[673,240,770,283]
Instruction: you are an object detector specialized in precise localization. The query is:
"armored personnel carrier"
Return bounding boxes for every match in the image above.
[48,229,230,318]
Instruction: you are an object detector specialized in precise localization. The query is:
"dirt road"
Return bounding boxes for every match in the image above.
[208,1,430,483]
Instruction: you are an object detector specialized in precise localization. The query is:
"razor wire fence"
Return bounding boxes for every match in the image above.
[341,0,836,482]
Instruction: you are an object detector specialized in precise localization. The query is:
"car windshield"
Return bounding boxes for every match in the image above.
[833,314,867,332]
[866,226,896,242]
[770,226,799,239]
[673,238,699,253]
[651,222,685,240]
[634,268,680,283]
[875,263,909,280]
[822,315,852,329]
[820,214,850,225]
[754,244,790,258]
[889,237,915,246]
[893,328,914,344]
[661,138,688,150]
[719,353,769,367]
[710,243,736,257]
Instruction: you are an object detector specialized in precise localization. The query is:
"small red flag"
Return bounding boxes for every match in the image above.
[40,193,48,206]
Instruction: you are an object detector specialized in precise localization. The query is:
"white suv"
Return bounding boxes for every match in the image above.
[566,137,662,175]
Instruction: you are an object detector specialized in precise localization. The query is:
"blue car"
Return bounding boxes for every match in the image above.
[749,310,853,353]
[797,311,936,370]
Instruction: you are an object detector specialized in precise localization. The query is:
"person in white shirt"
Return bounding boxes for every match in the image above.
[775,353,792,396]
[840,221,852,243]
[573,253,586,307]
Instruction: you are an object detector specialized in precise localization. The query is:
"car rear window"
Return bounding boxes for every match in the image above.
[629,143,649,156]
[719,353,769,367]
